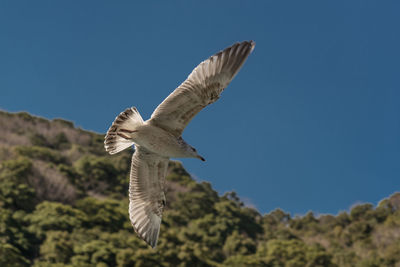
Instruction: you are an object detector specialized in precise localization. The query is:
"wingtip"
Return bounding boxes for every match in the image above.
[249,40,256,52]
[150,241,157,249]
[241,40,255,53]
[130,209,162,249]
[132,224,160,249]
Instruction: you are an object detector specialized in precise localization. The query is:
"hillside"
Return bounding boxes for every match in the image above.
[0,110,399,267]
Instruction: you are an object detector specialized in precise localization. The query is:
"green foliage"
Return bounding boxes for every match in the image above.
[52,118,74,128]
[27,202,88,239]
[74,197,128,232]
[88,133,108,155]
[14,146,65,164]
[223,230,257,256]
[0,242,30,267]
[166,161,194,186]
[16,111,36,122]
[73,155,129,194]
[52,132,71,150]
[167,182,219,225]
[1,110,400,266]
[256,239,336,267]
[290,212,319,232]
[29,133,50,147]
[0,158,36,211]
[73,239,116,266]
[0,209,36,263]
[28,131,71,150]
[350,203,374,221]
[223,254,266,267]
[39,231,73,263]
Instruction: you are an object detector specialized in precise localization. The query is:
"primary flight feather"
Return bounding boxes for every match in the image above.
[104,41,255,248]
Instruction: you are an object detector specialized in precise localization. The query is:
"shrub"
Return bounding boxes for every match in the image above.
[0,158,35,211]
[14,146,65,164]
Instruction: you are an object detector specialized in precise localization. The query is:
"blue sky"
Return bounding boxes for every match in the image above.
[1,1,399,215]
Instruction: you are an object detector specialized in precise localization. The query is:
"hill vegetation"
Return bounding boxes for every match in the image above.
[0,110,399,266]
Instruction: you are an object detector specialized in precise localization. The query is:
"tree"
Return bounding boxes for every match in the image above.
[0,158,36,211]
[27,202,87,240]
[0,242,30,267]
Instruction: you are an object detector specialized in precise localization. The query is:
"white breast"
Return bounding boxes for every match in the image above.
[133,123,186,158]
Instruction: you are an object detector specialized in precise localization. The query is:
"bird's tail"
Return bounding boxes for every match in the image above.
[104,107,144,154]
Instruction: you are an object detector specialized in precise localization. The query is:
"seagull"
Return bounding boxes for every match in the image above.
[104,41,255,248]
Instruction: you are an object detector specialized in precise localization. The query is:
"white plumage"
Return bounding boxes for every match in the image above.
[104,41,255,248]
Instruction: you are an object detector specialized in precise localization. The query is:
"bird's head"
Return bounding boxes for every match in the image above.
[188,146,205,161]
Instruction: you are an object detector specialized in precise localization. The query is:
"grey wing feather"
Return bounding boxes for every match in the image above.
[149,40,255,137]
[129,146,169,248]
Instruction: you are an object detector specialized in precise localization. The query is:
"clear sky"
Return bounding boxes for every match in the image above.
[1,1,399,215]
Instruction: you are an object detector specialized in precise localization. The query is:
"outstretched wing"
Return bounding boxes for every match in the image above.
[149,41,255,137]
[128,146,169,248]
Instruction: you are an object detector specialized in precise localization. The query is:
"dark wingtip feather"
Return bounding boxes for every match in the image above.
[216,40,255,81]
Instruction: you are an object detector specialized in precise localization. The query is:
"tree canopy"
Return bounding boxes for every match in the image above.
[1,110,399,266]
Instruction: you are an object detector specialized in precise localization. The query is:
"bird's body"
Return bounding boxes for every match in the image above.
[128,122,196,159]
[104,41,255,248]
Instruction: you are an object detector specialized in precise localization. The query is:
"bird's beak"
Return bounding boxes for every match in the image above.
[197,155,206,162]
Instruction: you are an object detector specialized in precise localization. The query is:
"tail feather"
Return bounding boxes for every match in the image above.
[104,107,143,154]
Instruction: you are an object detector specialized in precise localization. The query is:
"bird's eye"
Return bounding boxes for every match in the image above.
[192,148,197,152]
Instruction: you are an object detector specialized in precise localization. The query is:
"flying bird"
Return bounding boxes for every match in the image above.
[104,41,255,248]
